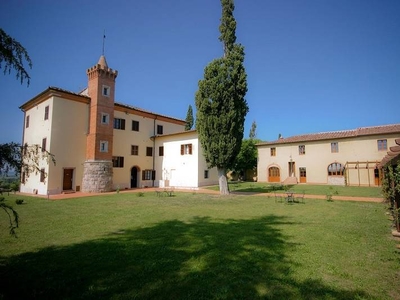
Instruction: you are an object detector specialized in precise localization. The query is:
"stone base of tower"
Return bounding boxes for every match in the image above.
[82,160,113,193]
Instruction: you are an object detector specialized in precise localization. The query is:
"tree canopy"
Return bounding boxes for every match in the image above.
[195,0,248,194]
[231,139,258,179]
[0,143,56,181]
[0,28,32,86]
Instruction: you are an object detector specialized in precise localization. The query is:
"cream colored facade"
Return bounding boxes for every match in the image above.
[154,130,218,189]
[111,105,191,190]
[257,125,400,186]
[19,56,218,195]
[20,90,89,195]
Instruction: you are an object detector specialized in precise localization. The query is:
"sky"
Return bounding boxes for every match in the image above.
[1,0,399,144]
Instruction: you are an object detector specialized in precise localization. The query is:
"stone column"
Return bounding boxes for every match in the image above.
[82,160,113,192]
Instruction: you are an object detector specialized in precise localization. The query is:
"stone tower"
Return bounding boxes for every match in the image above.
[82,55,118,192]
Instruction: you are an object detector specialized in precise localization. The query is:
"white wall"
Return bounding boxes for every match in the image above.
[155,131,218,189]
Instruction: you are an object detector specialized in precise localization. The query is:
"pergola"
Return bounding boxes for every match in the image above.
[344,161,381,187]
[378,138,400,168]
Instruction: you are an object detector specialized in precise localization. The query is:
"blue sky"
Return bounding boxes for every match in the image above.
[1,0,399,144]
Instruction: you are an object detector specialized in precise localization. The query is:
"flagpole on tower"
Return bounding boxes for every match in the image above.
[102,30,106,56]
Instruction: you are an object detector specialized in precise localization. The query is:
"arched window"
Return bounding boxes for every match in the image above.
[269,167,280,177]
[268,166,280,182]
[327,162,345,176]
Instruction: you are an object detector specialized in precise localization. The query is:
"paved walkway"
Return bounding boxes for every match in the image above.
[23,187,384,203]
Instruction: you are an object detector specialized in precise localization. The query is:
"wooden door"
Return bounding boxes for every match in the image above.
[299,167,306,183]
[374,168,381,186]
[131,167,138,188]
[63,168,73,190]
[288,161,295,177]
[268,167,280,182]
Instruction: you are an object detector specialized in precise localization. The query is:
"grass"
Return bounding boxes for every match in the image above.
[0,191,399,299]
[208,182,384,198]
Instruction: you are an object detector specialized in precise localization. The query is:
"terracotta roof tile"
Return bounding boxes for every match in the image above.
[257,124,400,146]
[115,102,185,123]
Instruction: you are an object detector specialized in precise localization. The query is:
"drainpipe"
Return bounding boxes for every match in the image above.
[152,117,157,187]
[20,108,26,191]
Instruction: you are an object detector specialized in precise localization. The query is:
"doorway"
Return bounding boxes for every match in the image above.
[63,168,73,190]
[374,168,381,186]
[299,167,306,183]
[268,167,280,182]
[288,161,295,177]
[131,167,139,188]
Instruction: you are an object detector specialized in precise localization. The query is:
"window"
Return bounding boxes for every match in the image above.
[331,142,339,153]
[269,167,280,177]
[26,115,30,128]
[100,141,108,152]
[180,144,193,155]
[131,145,139,155]
[157,125,163,135]
[132,120,139,131]
[146,147,153,157]
[377,139,387,151]
[102,85,110,97]
[159,146,164,156]
[42,138,47,152]
[299,145,305,155]
[142,169,155,180]
[21,172,26,184]
[112,156,124,168]
[40,168,45,182]
[270,147,276,156]
[101,113,109,124]
[114,118,125,130]
[328,162,345,176]
[44,106,49,120]
[204,170,209,179]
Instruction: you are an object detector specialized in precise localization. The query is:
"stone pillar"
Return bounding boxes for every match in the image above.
[82,160,113,192]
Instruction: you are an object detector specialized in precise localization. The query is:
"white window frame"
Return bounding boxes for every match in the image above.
[100,140,108,153]
[101,113,109,124]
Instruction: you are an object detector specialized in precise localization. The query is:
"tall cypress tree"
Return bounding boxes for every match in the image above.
[249,120,257,139]
[195,0,248,195]
[185,105,194,131]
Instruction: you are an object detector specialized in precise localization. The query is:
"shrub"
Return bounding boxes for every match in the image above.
[10,181,19,192]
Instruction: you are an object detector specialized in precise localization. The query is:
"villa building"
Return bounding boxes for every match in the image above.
[257,124,400,186]
[19,55,218,195]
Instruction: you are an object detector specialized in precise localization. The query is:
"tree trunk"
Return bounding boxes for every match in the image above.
[218,167,230,195]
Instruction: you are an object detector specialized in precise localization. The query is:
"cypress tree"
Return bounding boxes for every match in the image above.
[249,120,257,139]
[195,0,248,194]
[185,105,194,131]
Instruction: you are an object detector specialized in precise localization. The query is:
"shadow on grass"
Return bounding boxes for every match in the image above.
[0,215,369,299]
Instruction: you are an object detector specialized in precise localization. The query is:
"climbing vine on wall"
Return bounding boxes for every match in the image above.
[382,162,400,232]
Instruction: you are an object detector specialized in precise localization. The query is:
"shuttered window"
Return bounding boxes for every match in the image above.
[180,144,192,155]
[142,170,156,180]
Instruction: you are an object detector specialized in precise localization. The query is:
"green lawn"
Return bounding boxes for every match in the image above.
[0,191,398,299]
[208,182,384,198]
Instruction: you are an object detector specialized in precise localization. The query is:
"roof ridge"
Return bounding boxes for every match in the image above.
[257,123,400,146]
[115,102,185,122]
